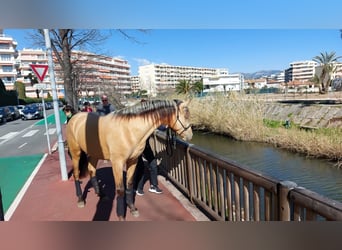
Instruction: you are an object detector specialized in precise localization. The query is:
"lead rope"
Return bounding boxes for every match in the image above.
[166,127,176,157]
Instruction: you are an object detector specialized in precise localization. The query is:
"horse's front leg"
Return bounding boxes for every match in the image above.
[70,149,85,208]
[126,162,139,217]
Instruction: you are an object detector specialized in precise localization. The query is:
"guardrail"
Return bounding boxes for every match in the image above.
[150,130,342,221]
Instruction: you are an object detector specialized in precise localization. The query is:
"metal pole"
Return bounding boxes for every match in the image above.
[0,187,4,221]
[41,89,51,154]
[44,29,68,181]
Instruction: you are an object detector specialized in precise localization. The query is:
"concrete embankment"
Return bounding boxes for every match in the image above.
[263,100,342,128]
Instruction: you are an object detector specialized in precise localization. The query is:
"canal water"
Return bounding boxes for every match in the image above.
[191,131,342,202]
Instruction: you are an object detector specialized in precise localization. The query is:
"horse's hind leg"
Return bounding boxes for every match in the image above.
[126,163,139,217]
[88,157,100,196]
[74,180,84,208]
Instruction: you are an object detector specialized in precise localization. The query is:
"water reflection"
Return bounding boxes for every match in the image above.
[191,131,342,202]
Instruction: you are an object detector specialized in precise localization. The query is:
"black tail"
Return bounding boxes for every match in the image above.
[79,151,89,178]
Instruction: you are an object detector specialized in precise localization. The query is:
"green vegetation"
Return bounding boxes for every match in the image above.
[175,79,203,95]
[188,93,342,168]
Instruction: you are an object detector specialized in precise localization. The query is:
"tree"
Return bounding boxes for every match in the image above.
[192,80,204,95]
[30,29,109,109]
[312,51,341,94]
[30,29,147,109]
[26,73,38,86]
[176,79,204,96]
[176,79,192,95]
[14,81,26,99]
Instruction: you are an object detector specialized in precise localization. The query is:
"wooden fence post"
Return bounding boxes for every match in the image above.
[278,181,297,221]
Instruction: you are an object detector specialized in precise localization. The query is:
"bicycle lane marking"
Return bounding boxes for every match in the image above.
[0,153,46,221]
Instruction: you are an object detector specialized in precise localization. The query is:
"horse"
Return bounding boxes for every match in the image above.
[66,99,193,220]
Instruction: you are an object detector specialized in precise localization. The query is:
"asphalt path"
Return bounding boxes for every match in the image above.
[0,109,60,157]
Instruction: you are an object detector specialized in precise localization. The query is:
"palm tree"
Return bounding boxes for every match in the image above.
[175,79,204,96]
[312,51,341,94]
[192,80,204,95]
[175,79,192,95]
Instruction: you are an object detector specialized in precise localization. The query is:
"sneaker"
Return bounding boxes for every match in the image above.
[149,185,163,194]
[136,189,144,196]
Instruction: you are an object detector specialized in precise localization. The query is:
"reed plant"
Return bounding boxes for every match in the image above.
[187,93,342,168]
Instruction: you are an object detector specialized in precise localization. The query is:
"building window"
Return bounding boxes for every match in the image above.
[0,43,10,49]
[2,65,13,72]
[0,54,11,61]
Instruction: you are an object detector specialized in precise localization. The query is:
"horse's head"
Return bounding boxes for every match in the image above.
[171,99,193,141]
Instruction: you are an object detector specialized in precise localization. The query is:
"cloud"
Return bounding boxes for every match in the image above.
[134,58,153,66]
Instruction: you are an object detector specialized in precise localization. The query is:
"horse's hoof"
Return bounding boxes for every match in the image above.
[77,200,85,208]
[131,209,139,217]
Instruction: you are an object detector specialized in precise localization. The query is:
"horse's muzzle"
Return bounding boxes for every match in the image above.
[181,129,193,141]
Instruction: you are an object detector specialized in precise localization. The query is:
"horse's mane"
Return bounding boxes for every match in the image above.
[114,99,180,122]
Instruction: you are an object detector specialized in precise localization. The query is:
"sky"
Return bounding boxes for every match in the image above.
[2,1,342,76]
[5,29,342,76]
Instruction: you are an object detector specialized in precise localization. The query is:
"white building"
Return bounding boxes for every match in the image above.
[202,72,245,93]
[285,60,318,83]
[63,51,131,96]
[139,63,226,96]
[15,48,56,98]
[0,30,18,89]
[130,75,140,93]
[14,49,132,98]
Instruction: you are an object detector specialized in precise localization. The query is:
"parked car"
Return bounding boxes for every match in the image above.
[21,104,44,120]
[7,105,21,120]
[45,102,53,110]
[0,106,11,124]
[17,105,26,117]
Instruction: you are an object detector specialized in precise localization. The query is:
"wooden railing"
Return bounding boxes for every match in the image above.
[150,130,342,221]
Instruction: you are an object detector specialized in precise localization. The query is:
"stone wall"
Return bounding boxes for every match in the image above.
[264,102,342,128]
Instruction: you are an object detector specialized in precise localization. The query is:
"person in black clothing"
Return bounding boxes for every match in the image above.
[96,95,115,115]
[135,138,163,196]
[62,104,76,124]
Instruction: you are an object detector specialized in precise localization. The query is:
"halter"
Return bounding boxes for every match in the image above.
[166,102,191,156]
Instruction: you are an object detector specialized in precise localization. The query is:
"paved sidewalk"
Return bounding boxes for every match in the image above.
[7,144,207,221]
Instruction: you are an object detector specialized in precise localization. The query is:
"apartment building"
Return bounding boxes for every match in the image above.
[139,63,226,96]
[202,72,245,93]
[13,48,132,98]
[130,75,140,93]
[15,48,57,98]
[284,60,318,83]
[0,30,18,89]
[57,50,131,97]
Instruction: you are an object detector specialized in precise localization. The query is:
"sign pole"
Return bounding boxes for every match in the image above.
[40,86,51,154]
[44,29,68,181]
[30,67,51,155]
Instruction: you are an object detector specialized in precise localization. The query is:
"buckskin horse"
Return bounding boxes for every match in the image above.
[66,99,193,220]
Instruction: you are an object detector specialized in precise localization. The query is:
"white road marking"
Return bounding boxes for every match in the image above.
[0,132,19,140]
[18,142,28,149]
[22,129,39,137]
[44,128,56,135]
[0,124,35,146]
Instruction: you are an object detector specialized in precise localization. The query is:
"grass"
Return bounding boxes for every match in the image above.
[187,93,342,168]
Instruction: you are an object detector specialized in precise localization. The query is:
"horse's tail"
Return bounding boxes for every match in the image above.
[78,151,89,178]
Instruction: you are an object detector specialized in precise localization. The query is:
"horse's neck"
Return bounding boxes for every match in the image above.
[133,115,174,142]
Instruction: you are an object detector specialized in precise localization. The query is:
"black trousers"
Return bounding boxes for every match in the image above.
[134,139,158,191]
